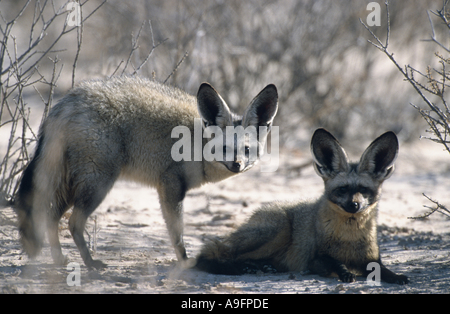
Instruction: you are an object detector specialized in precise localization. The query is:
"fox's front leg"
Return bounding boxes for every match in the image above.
[379,262,409,285]
[363,259,409,285]
[157,172,188,262]
[309,254,356,282]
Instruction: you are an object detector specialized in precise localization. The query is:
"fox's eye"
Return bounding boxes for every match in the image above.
[359,187,369,194]
[245,146,250,156]
[335,187,348,196]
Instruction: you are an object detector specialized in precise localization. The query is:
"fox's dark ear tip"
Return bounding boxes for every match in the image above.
[312,128,332,138]
[311,128,341,147]
[385,131,398,138]
[314,128,328,133]
[380,131,399,144]
[197,82,218,98]
[198,82,214,92]
[263,84,278,96]
[265,83,277,91]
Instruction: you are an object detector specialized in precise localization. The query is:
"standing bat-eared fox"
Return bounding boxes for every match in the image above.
[196,128,409,285]
[15,76,278,269]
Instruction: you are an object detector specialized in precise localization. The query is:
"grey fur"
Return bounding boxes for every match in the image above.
[15,76,278,269]
[196,128,409,284]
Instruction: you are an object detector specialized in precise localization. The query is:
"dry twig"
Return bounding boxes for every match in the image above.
[361,0,450,219]
[0,0,106,203]
[408,194,450,220]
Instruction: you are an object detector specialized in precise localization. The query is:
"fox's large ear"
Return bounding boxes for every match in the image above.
[358,131,398,181]
[242,84,278,129]
[197,83,233,128]
[311,128,349,179]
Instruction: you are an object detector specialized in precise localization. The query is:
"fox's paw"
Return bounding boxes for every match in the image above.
[87,259,107,270]
[381,271,409,285]
[339,271,356,283]
[53,254,69,267]
[391,274,409,285]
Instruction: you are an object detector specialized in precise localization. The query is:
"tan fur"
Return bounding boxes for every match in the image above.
[15,76,278,269]
[196,129,409,284]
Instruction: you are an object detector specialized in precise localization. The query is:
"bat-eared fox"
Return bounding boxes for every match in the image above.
[195,128,409,285]
[15,76,278,269]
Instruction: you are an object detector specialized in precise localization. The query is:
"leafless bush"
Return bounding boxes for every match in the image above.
[0,1,184,205]
[362,0,450,219]
[410,194,450,220]
[2,1,445,208]
[90,0,435,147]
[9,0,431,148]
[0,0,108,204]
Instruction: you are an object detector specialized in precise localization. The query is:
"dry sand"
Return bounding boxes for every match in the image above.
[0,137,449,294]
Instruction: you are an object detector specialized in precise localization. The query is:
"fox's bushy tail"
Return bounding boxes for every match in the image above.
[195,238,277,275]
[195,238,238,274]
[16,135,46,257]
[15,125,68,258]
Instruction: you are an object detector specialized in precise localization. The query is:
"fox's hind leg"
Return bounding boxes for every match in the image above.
[69,208,107,269]
[48,199,72,266]
[69,174,118,269]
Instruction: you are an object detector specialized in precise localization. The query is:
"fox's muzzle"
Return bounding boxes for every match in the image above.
[228,160,243,173]
[343,192,366,214]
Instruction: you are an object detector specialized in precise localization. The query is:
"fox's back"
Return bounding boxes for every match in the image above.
[41,77,199,185]
[54,76,198,132]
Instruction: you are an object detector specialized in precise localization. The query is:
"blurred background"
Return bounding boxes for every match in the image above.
[1,0,448,200]
[2,1,450,293]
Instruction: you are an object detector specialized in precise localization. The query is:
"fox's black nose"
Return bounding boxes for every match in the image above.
[232,161,242,170]
[227,160,243,173]
[344,201,361,214]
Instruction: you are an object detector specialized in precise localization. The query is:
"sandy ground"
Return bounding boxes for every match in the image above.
[0,137,449,295]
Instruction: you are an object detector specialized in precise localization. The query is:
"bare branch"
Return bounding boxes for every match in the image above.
[164,51,189,84]
[408,194,450,219]
[362,0,450,220]
[132,20,168,75]
[0,0,108,202]
[121,20,146,76]
[421,10,450,53]
[71,1,84,88]
[115,19,168,77]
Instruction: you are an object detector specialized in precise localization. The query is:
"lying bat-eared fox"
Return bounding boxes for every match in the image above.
[196,128,409,285]
[15,76,278,269]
